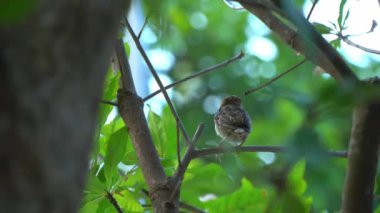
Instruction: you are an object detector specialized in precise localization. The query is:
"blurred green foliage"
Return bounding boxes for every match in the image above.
[82,0,380,212]
[0,0,36,25]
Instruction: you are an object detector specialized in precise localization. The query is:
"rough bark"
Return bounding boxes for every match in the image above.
[239,0,358,82]
[116,40,178,213]
[342,79,380,213]
[0,0,127,212]
[237,1,380,212]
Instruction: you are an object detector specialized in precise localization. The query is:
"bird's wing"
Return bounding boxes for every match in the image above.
[215,106,251,131]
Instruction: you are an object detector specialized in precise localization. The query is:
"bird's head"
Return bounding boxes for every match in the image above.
[220,95,242,107]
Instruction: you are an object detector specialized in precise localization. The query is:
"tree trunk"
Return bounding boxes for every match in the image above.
[0,1,127,212]
[342,79,380,213]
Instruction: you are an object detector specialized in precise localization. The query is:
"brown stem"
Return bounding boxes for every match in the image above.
[115,39,177,212]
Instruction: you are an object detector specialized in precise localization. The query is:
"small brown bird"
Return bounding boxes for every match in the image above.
[214,95,251,146]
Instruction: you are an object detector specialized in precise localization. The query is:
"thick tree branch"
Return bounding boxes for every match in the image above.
[115,39,177,212]
[238,0,358,83]
[342,79,380,213]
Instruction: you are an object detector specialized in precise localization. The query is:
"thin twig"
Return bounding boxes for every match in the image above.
[179,201,206,213]
[100,99,118,106]
[124,17,191,145]
[244,58,307,95]
[105,191,123,213]
[137,13,151,40]
[171,123,205,200]
[193,145,348,158]
[143,51,245,102]
[338,33,380,55]
[306,0,319,20]
[176,124,181,167]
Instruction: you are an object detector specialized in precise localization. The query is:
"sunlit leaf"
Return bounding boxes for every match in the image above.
[338,0,348,30]
[115,190,144,212]
[104,127,129,186]
[312,22,333,34]
[330,38,341,49]
[204,178,268,213]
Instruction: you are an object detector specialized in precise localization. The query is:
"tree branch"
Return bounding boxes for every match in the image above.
[193,145,348,158]
[124,17,191,145]
[143,51,244,102]
[171,124,205,200]
[338,33,380,55]
[137,13,151,40]
[100,52,245,106]
[115,39,177,212]
[306,0,319,20]
[238,0,358,83]
[245,58,307,95]
[105,191,123,213]
[342,79,380,213]
[179,201,206,213]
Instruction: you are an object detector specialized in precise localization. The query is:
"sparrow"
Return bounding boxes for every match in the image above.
[214,95,251,146]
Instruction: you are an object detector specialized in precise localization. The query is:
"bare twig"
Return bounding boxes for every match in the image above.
[244,58,307,95]
[100,99,118,106]
[306,0,319,20]
[193,145,348,158]
[124,17,191,145]
[176,124,181,167]
[179,201,206,213]
[137,13,151,40]
[171,124,205,200]
[338,33,380,55]
[143,51,245,102]
[105,191,123,213]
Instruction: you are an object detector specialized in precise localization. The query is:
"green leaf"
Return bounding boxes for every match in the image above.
[104,127,129,186]
[342,9,350,29]
[282,192,307,213]
[148,109,166,156]
[287,160,307,195]
[147,106,176,158]
[98,69,120,127]
[204,178,268,213]
[338,0,348,30]
[0,0,36,25]
[124,42,131,57]
[330,38,341,49]
[181,161,238,206]
[375,175,380,196]
[312,22,332,34]
[81,174,107,213]
[115,190,144,212]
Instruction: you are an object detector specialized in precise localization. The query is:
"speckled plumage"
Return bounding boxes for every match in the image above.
[214,96,251,145]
